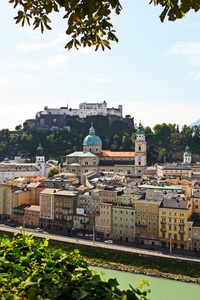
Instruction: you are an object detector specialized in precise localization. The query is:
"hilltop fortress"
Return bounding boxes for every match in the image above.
[26,101,134,131]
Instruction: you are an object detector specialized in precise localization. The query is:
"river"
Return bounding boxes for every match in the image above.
[92,267,200,300]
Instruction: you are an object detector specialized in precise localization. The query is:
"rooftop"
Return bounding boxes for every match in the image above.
[100,150,135,157]
[160,199,189,210]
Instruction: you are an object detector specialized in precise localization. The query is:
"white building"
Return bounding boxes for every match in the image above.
[0,145,53,183]
[36,101,123,119]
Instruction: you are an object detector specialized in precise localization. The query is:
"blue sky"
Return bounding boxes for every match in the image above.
[1,1,200,131]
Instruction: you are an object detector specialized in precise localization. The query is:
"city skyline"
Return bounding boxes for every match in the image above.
[1,1,200,130]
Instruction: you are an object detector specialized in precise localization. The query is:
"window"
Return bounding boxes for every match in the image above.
[174,234,177,240]
[161,211,166,215]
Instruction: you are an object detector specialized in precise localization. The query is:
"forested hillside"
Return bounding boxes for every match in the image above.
[1,116,200,165]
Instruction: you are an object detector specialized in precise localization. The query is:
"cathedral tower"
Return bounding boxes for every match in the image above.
[135,122,147,174]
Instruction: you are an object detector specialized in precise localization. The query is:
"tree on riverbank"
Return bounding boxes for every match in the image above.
[0,232,150,299]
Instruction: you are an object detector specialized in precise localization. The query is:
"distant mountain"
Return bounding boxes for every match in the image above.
[190,119,200,127]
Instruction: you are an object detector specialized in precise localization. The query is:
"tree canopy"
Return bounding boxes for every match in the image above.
[9,0,200,50]
[48,167,60,178]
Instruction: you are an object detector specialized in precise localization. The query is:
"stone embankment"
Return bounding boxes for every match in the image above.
[87,260,200,284]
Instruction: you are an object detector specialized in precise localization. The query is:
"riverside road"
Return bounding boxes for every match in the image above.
[0,224,200,264]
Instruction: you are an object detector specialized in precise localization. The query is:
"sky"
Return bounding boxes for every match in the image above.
[1,1,200,131]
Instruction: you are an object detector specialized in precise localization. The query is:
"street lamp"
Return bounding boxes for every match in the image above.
[93,210,96,244]
[170,234,172,255]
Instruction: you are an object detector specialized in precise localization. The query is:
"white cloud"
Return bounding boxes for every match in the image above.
[47,54,70,66]
[185,71,200,81]
[168,42,200,65]
[51,33,67,46]
[122,100,199,129]
[16,42,49,52]
[76,46,96,57]
[0,72,36,88]
[0,103,39,131]
[168,42,200,56]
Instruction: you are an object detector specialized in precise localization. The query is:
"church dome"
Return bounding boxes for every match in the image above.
[83,134,102,146]
[83,125,102,146]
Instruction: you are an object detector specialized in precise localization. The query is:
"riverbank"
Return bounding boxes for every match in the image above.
[1,228,200,283]
[87,259,200,284]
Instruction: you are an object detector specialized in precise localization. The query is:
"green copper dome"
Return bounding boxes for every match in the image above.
[83,135,102,146]
[37,144,44,151]
[137,122,145,135]
[83,125,102,146]
[184,145,191,157]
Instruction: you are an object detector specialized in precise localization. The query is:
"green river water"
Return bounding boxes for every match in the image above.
[93,267,200,300]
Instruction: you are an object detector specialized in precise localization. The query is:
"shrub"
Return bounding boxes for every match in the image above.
[0,232,150,300]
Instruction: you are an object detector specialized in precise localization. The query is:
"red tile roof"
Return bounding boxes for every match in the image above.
[100,150,135,157]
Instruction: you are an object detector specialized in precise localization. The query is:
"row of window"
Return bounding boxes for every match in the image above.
[162,233,185,241]
[114,224,134,229]
[96,225,109,231]
[161,217,185,223]
[161,211,185,216]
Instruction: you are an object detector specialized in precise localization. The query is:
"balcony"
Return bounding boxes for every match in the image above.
[160,221,166,224]
[179,222,185,226]
[135,223,147,227]
[179,231,185,234]
[80,220,89,225]
[161,228,167,232]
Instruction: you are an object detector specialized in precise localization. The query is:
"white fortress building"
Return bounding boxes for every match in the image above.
[36,101,123,119]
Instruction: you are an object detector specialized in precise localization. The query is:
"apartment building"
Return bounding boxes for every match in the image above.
[54,190,78,230]
[0,185,18,219]
[99,189,118,204]
[40,188,58,228]
[77,189,100,214]
[112,206,135,242]
[12,189,31,207]
[24,205,40,227]
[159,198,192,249]
[95,203,112,239]
[135,199,161,246]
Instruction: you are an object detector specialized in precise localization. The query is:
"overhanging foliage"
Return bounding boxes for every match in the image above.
[9,0,200,50]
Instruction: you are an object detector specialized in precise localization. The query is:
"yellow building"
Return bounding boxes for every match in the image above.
[12,189,31,207]
[0,185,19,219]
[135,199,161,246]
[159,198,192,250]
[99,190,118,204]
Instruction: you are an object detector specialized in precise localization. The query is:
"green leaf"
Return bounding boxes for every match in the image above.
[72,290,89,300]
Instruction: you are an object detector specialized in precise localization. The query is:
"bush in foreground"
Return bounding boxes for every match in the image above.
[0,232,150,300]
